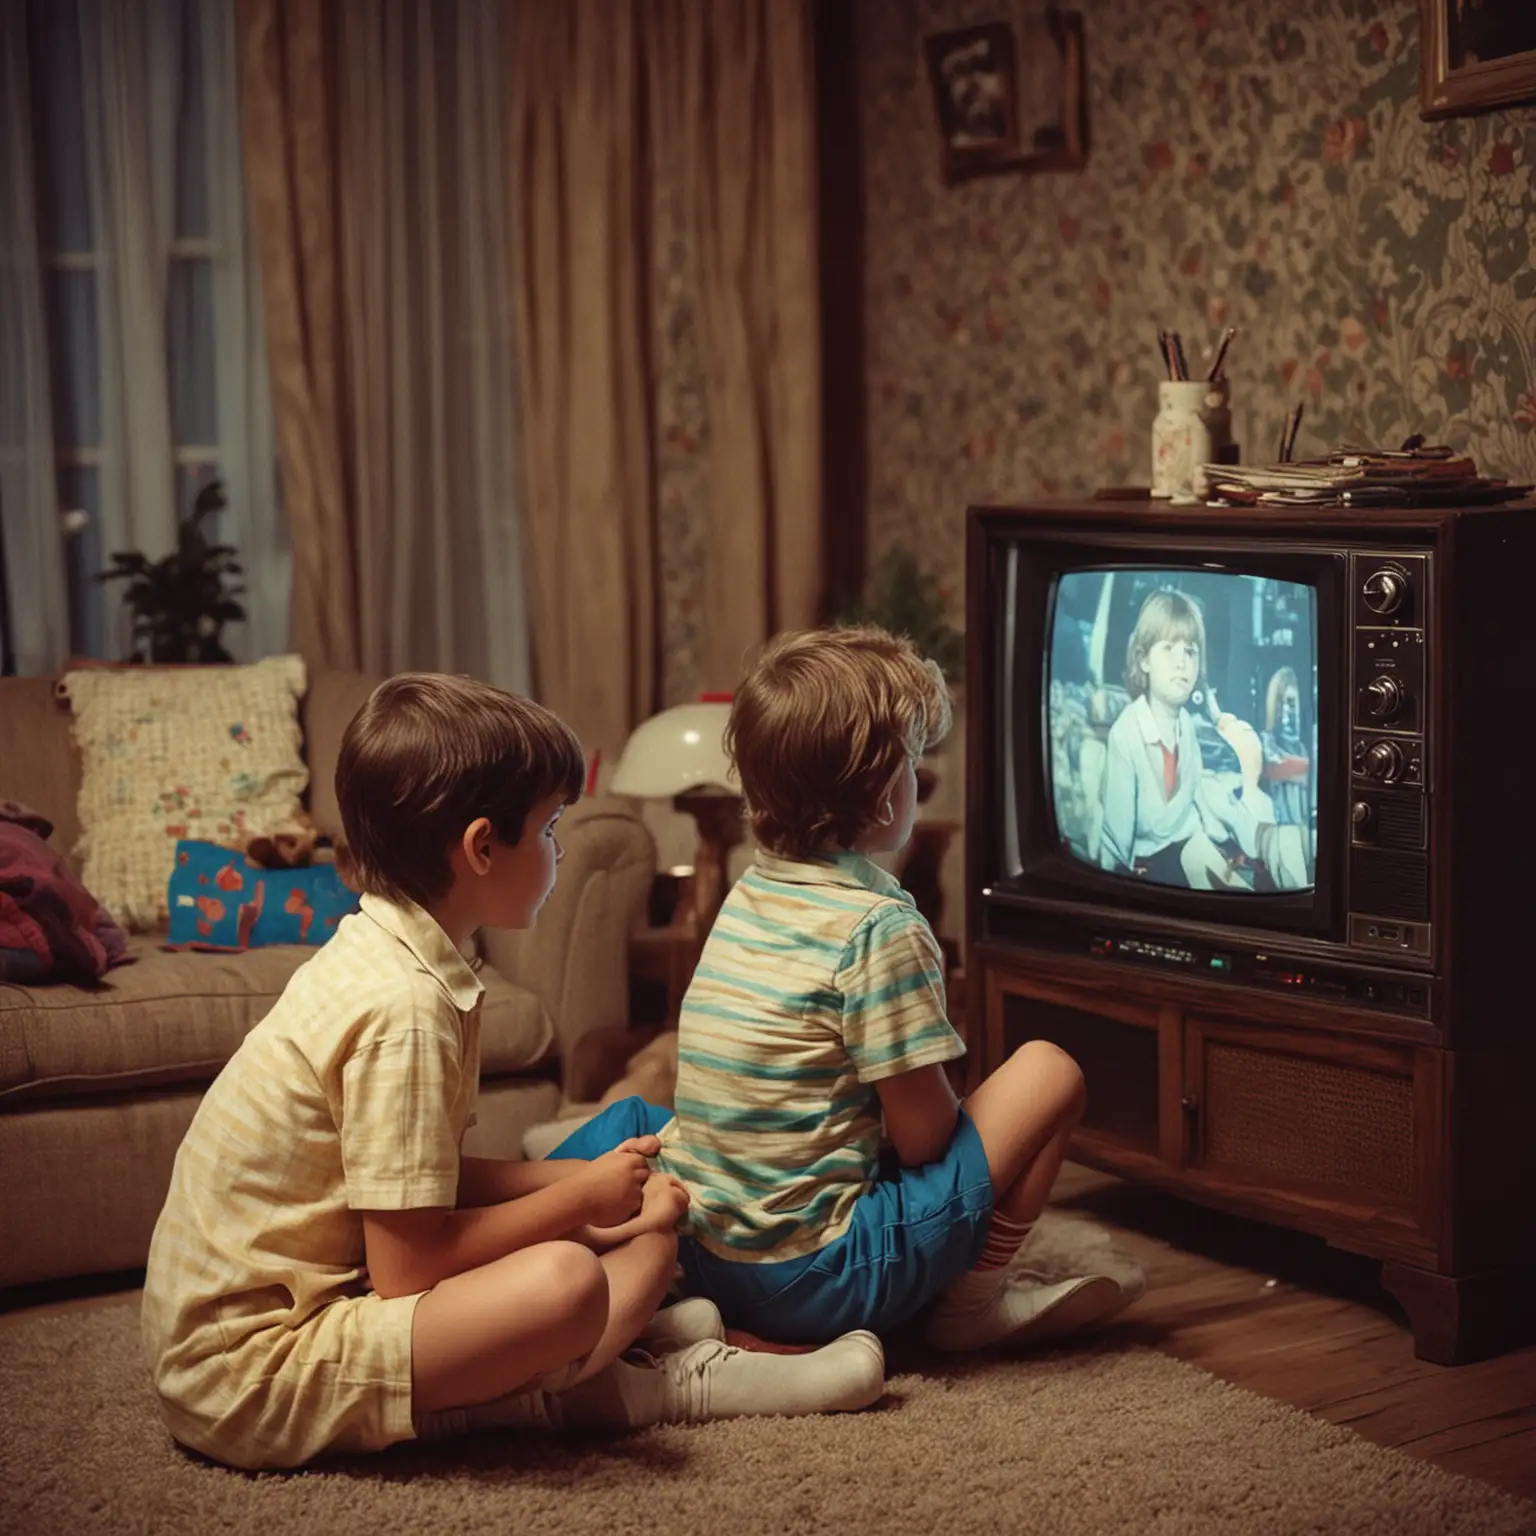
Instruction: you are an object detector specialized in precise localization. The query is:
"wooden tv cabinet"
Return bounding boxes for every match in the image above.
[966,940,1534,1364]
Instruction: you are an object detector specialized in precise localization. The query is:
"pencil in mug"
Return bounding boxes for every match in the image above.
[1277,402,1304,463]
[1207,326,1237,382]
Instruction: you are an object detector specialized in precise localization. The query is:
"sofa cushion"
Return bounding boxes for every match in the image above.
[0,937,556,1103]
[59,658,310,931]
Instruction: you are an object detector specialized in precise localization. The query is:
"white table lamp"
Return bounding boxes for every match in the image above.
[609,700,744,942]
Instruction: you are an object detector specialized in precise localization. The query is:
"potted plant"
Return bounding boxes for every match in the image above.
[96,479,246,663]
[826,543,966,809]
[826,544,965,684]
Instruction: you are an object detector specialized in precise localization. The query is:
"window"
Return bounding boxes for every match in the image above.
[21,0,283,663]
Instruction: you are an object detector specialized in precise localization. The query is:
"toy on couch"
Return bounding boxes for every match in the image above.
[167,830,359,951]
[237,808,324,871]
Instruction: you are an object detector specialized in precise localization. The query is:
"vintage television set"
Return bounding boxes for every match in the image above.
[965,499,1536,1363]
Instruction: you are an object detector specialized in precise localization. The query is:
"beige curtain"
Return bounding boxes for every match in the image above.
[649,0,823,694]
[243,0,820,728]
[237,0,359,672]
[240,0,532,691]
[509,0,658,760]
[335,0,532,692]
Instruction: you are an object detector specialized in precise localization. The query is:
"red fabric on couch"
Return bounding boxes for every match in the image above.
[0,801,130,984]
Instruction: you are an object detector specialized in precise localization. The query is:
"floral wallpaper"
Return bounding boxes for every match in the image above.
[859,0,1536,612]
[649,0,1536,717]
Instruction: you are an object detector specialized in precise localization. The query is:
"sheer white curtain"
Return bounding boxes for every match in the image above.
[10,0,283,667]
[0,5,69,674]
[78,0,181,656]
[336,0,531,692]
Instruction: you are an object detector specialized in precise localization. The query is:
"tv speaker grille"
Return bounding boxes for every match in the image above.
[1351,848,1430,920]
[1368,794,1426,851]
[1202,1044,1414,1202]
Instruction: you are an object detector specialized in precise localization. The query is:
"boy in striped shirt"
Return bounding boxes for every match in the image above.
[553,627,1140,1349]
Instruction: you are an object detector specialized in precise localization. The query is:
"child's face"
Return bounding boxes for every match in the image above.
[483,792,568,930]
[1140,636,1199,709]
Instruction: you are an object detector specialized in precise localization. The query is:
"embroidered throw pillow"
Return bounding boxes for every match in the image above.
[59,657,309,931]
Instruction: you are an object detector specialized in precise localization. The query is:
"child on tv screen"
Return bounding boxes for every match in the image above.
[1047,571,1316,894]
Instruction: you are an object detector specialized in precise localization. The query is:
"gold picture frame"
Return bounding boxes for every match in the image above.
[924,11,1087,185]
[1420,0,1536,118]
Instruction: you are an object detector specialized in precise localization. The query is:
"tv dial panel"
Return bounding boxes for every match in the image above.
[1348,552,1431,959]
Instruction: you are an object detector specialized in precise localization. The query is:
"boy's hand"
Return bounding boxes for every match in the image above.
[637,1171,690,1233]
[583,1172,691,1248]
[613,1134,662,1159]
[577,1149,651,1226]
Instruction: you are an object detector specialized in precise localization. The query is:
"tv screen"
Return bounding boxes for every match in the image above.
[1046,568,1317,895]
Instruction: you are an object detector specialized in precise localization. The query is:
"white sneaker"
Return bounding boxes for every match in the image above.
[1017,1256,1148,1308]
[637,1297,726,1352]
[654,1329,886,1422]
[924,1273,1129,1353]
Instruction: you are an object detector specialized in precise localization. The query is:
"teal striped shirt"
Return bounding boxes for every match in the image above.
[656,850,964,1262]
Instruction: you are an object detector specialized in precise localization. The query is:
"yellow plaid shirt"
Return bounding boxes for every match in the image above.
[141,894,483,1467]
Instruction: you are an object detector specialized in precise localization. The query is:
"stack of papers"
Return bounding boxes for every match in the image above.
[1203,443,1532,508]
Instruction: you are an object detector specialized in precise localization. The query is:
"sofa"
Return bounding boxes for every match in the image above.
[0,670,655,1291]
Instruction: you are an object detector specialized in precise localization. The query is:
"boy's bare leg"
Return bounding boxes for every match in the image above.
[565,1231,678,1385]
[964,1038,1086,1223]
[415,1171,691,1420]
[414,1230,885,1434]
[412,1239,619,1415]
[924,1040,1134,1351]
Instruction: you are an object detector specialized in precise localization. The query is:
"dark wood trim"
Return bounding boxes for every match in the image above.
[970,940,1443,1048]
[1157,1005,1184,1166]
[814,0,867,616]
[1380,1261,1536,1365]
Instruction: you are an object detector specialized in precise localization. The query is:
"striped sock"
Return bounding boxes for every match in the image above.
[931,1213,1037,1316]
[976,1211,1036,1271]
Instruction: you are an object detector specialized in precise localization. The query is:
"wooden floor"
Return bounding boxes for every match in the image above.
[1050,1161,1536,1503]
[6,1163,1534,1504]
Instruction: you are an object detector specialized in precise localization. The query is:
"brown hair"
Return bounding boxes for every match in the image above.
[727,625,951,859]
[336,673,584,907]
[1124,589,1206,699]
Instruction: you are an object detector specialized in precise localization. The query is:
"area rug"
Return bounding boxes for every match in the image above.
[3,1217,1531,1536]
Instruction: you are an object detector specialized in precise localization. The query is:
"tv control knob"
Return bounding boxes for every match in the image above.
[1363,568,1406,615]
[1365,740,1405,782]
[1365,674,1405,719]
[1352,800,1371,827]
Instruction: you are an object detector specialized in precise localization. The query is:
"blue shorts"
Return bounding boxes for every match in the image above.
[547,1096,996,1344]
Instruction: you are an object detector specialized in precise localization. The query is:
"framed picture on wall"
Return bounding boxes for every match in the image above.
[1420,0,1536,117]
[923,10,1088,185]
[923,22,1022,181]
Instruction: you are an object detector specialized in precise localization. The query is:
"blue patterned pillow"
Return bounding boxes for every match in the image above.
[167,840,358,950]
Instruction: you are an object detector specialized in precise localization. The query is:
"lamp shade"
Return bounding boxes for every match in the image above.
[609,702,736,797]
